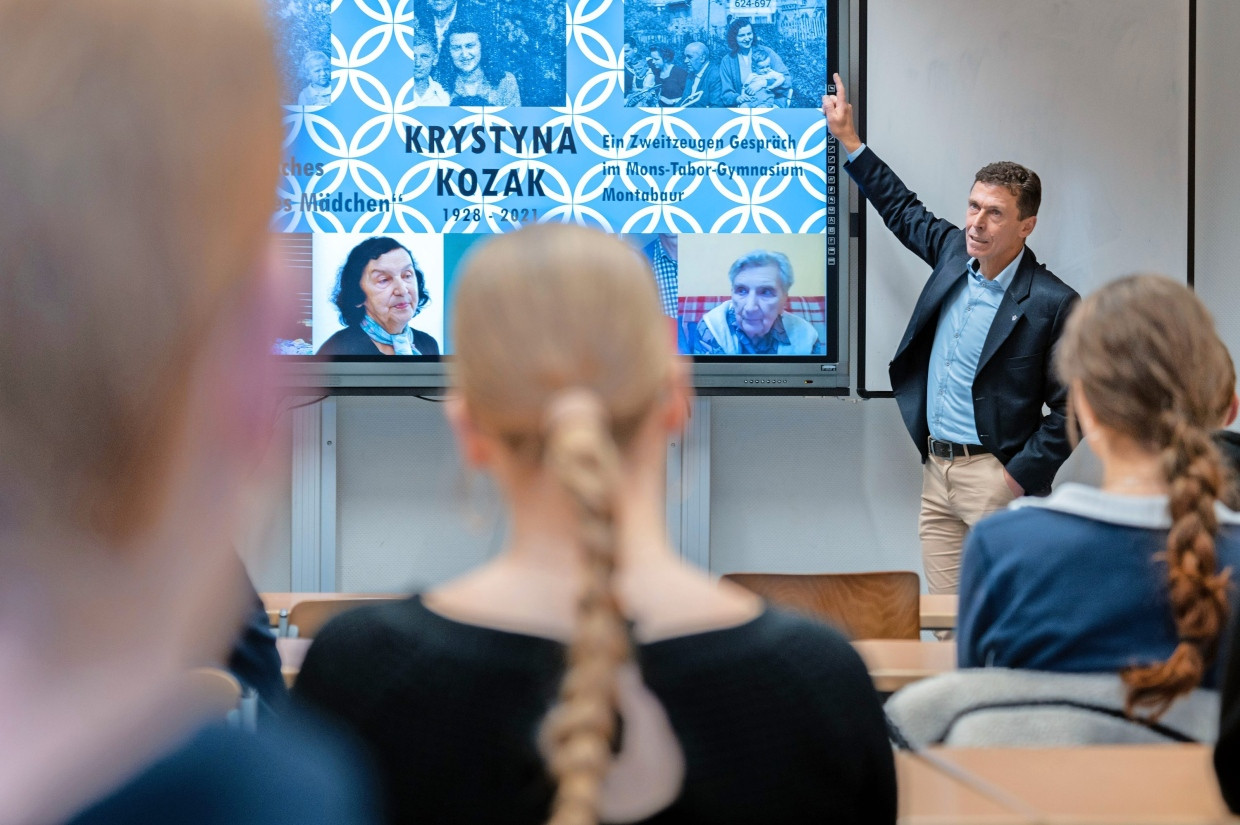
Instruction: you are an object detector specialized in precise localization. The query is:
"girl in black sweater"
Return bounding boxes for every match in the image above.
[295,224,896,825]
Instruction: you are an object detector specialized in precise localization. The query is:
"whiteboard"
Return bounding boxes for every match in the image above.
[858,0,1189,394]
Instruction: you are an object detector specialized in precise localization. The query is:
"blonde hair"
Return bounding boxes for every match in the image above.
[0,0,280,540]
[451,224,673,825]
[1055,275,1234,719]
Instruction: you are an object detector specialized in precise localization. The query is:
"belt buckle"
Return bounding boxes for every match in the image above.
[930,437,954,460]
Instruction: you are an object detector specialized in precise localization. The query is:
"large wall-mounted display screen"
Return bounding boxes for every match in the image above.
[272,0,846,393]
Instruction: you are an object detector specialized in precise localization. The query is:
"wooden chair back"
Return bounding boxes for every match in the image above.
[721,571,921,639]
[286,597,398,639]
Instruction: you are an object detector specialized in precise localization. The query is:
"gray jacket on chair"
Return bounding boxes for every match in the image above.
[886,668,1219,747]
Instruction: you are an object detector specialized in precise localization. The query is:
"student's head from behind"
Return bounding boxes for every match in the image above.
[966,161,1039,274]
[448,223,686,825]
[410,31,437,81]
[333,236,430,333]
[0,0,281,807]
[728,250,792,340]
[449,224,682,465]
[303,49,331,87]
[1055,274,1234,719]
[0,0,281,544]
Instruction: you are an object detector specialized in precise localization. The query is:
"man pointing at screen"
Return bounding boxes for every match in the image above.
[823,73,1078,596]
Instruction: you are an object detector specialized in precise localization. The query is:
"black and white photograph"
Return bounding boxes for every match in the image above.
[404,0,565,107]
[623,0,827,108]
[267,0,334,107]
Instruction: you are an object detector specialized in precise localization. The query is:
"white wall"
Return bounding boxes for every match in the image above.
[240,1,1240,594]
[861,0,1190,392]
[1195,0,1240,363]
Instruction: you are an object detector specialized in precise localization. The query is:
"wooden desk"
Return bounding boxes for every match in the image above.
[276,637,311,688]
[260,592,404,625]
[897,751,1032,824]
[852,639,956,693]
[931,745,1232,824]
[920,594,958,631]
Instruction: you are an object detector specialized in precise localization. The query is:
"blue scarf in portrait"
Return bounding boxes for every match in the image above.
[361,313,420,355]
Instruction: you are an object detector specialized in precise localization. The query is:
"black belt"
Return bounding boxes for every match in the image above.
[928,437,990,460]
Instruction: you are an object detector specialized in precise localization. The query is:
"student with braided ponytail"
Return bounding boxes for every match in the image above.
[956,274,1240,721]
[294,224,896,824]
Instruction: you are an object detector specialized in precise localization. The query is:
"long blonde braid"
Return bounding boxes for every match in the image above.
[449,223,674,824]
[540,390,630,825]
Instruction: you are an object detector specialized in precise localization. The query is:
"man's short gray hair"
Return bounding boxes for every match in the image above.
[729,250,793,292]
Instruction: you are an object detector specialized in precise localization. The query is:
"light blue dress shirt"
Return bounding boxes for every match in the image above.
[843,142,1023,443]
[927,254,1021,444]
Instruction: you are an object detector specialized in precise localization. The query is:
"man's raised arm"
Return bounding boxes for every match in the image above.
[822,72,957,268]
[822,72,863,156]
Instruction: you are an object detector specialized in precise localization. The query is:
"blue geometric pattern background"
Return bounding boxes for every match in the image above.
[273,0,836,237]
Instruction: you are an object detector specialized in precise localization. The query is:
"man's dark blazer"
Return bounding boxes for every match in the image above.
[683,61,723,107]
[845,147,1079,496]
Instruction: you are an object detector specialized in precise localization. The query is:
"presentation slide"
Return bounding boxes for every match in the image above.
[269,0,838,361]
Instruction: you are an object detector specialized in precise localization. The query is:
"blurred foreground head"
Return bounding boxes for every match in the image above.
[0,0,281,817]
[0,0,280,539]
[451,223,675,456]
[1056,275,1235,718]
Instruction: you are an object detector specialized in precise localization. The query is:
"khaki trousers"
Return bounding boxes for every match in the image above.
[919,451,1017,595]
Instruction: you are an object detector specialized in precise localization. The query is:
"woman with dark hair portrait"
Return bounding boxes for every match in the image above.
[719,18,790,107]
[442,16,520,107]
[318,236,440,356]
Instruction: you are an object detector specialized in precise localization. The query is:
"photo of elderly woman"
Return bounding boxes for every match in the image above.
[695,251,823,355]
[315,236,443,356]
[623,0,825,107]
[443,16,521,106]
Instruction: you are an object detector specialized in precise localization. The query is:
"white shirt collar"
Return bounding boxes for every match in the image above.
[1010,482,1240,528]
